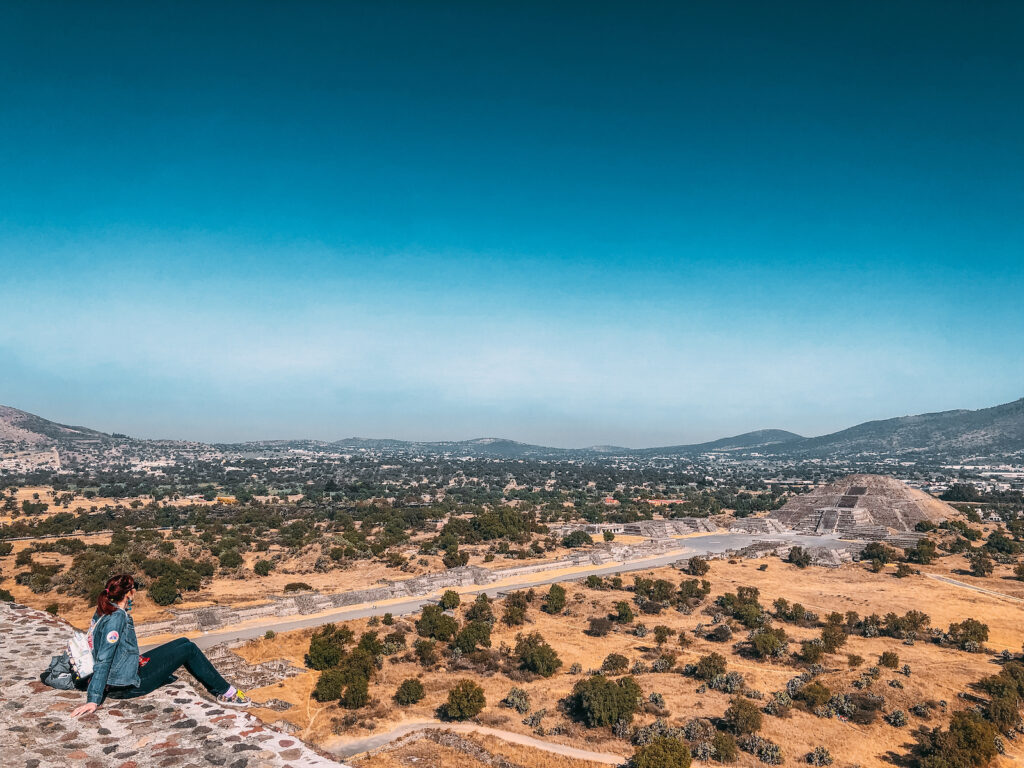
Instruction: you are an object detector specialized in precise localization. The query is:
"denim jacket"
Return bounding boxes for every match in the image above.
[86,608,141,704]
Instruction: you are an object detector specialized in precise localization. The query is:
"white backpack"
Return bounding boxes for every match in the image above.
[67,620,96,679]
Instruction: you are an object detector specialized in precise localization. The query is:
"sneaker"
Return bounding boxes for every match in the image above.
[219,687,252,708]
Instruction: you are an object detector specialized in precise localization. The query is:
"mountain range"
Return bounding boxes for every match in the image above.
[1,398,1023,462]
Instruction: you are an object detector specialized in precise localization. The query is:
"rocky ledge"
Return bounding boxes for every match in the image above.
[0,601,348,768]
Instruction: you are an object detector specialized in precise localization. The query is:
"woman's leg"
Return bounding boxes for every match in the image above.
[128,637,231,698]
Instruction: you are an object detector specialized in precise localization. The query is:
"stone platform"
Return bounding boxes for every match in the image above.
[0,601,348,768]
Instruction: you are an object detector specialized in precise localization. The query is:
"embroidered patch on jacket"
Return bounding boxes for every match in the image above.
[106,630,120,644]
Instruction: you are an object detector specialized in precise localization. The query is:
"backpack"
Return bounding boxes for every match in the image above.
[67,624,96,679]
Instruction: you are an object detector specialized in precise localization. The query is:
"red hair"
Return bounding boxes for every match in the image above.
[97,573,135,615]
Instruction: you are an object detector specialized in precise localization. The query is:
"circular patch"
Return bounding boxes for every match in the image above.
[106,630,120,644]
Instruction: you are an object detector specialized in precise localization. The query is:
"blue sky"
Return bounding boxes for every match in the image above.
[1,2,1022,446]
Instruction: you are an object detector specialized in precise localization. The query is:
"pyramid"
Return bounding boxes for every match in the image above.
[770,474,954,534]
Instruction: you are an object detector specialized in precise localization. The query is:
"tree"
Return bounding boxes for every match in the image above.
[516,631,562,677]
[588,616,614,637]
[694,652,727,681]
[602,653,629,674]
[687,557,709,576]
[465,593,494,624]
[603,530,615,542]
[253,559,274,576]
[787,546,812,568]
[653,625,674,646]
[563,530,594,548]
[820,623,847,653]
[724,696,763,735]
[614,601,635,624]
[544,583,566,614]
[947,618,989,649]
[305,624,354,670]
[630,736,692,768]
[342,677,369,709]
[394,678,425,705]
[417,604,458,641]
[568,674,642,728]
[218,549,243,569]
[442,680,486,720]
[880,651,900,669]
[439,590,461,610]
[148,576,179,606]
[453,620,492,653]
[968,551,994,578]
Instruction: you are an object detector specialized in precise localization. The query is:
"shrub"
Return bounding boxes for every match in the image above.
[568,674,642,728]
[615,601,635,623]
[687,557,709,576]
[847,654,864,668]
[895,563,913,578]
[442,680,486,720]
[416,604,458,640]
[604,530,615,541]
[502,686,531,714]
[148,576,179,606]
[724,696,763,735]
[413,638,438,667]
[305,623,354,670]
[588,616,614,637]
[563,530,594,548]
[694,652,727,681]
[284,582,312,592]
[738,735,782,765]
[820,623,847,653]
[910,710,998,768]
[629,736,692,768]
[394,678,425,705]
[795,681,831,709]
[807,746,833,766]
[45,603,59,615]
[253,559,274,576]
[264,630,276,640]
[602,653,629,675]
[439,590,461,610]
[218,549,243,569]
[312,669,346,701]
[885,709,907,727]
[879,651,899,669]
[787,546,812,568]
[800,640,825,665]
[947,618,989,649]
[341,676,369,709]
[453,620,492,653]
[515,631,562,677]
[713,732,739,763]
[465,594,494,624]
[968,551,994,577]
[544,583,566,614]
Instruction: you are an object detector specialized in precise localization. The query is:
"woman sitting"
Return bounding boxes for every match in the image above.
[70,573,251,717]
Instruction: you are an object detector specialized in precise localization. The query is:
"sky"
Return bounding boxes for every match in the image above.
[1,1,1022,447]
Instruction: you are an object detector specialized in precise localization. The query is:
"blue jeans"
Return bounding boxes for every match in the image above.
[111,637,230,699]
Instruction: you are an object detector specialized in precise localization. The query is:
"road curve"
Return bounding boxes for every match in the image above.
[328,720,627,764]
[142,531,845,651]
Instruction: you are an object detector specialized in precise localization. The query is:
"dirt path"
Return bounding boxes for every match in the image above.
[925,573,1024,604]
[328,720,626,764]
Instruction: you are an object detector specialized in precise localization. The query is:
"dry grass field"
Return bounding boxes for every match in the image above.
[236,554,1024,767]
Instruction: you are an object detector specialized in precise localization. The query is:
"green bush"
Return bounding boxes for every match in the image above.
[629,736,692,768]
[342,677,369,709]
[694,652,727,681]
[439,590,461,610]
[516,631,562,677]
[284,581,312,592]
[148,576,179,606]
[442,680,486,720]
[394,678,425,706]
[724,696,763,735]
[253,559,274,576]
[544,583,566,614]
[218,549,243,569]
[416,604,458,641]
[568,674,642,728]
[879,651,900,669]
[563,530,594,548]
[305,623,354,670]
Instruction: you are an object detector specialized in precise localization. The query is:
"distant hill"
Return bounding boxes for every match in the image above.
[640,429,804,455]
[2,397,1022,462]
[776,397,1024,459]
[0,405,108,446]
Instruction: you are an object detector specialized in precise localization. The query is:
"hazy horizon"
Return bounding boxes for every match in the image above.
[2,2,1023,446]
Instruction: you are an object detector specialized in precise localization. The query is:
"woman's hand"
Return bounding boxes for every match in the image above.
[70,702,98,718]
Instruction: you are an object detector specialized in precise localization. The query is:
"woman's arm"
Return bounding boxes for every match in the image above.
[82,612,127,708]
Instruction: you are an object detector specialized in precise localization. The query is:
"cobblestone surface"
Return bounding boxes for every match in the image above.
[0,602,349,768]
